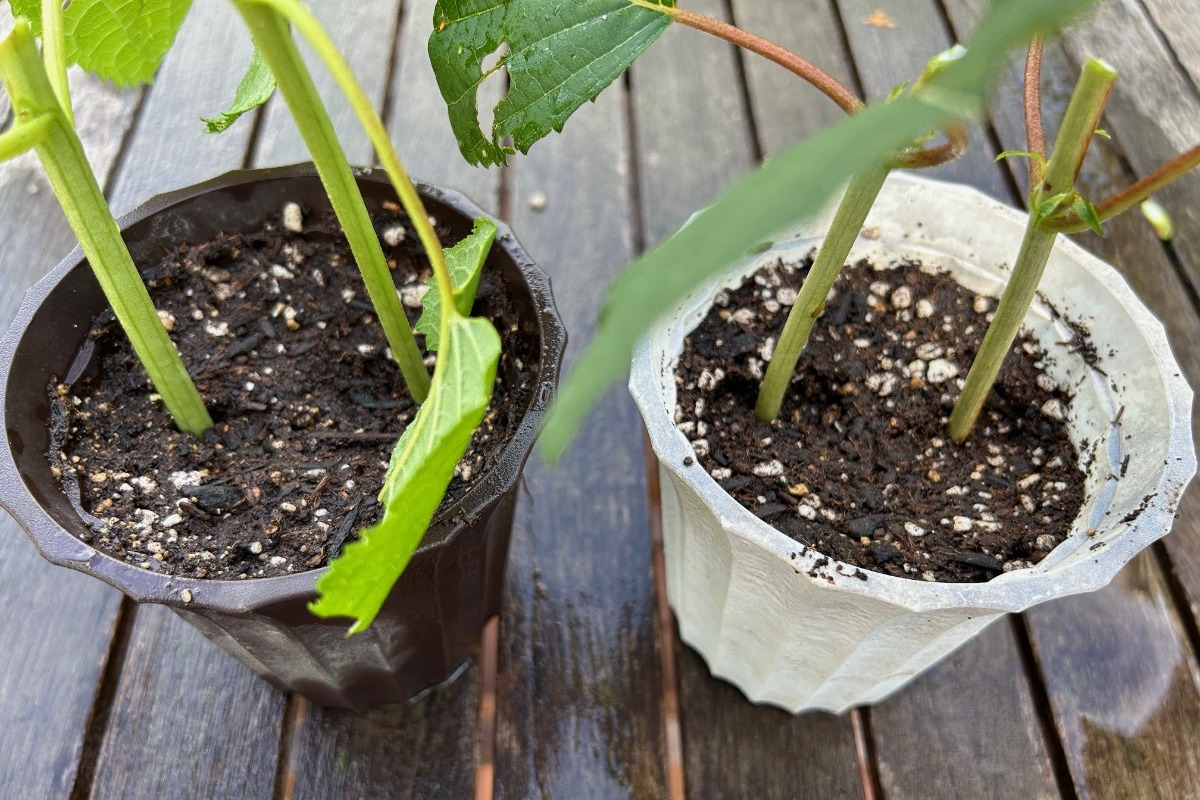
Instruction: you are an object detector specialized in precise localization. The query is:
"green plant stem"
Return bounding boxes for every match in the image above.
[241,0,456,315]
[233,1,434,402]
[948,58,1116,443]
[0,21,212,434]
[41,0,73,126]
[754,161,889,422]
[0,112,54,159]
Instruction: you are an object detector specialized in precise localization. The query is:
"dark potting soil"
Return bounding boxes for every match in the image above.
[673,256,1087,583]
[50,203,536,580]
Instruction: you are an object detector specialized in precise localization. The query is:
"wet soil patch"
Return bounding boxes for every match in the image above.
[674,256,1086,582]
[51,203,536,580]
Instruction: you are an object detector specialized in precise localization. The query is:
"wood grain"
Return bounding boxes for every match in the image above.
[83,6,289,797]
[252,0,402,168]
[279,2,492,795]
[633,2,866,797]
[0,63,140,800]
[493,84,669,798]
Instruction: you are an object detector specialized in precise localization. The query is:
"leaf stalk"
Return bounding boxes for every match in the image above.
[948,57,1116,443]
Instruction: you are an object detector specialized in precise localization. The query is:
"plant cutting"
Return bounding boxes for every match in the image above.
[430,0,1196,711]
[0,0,565,709]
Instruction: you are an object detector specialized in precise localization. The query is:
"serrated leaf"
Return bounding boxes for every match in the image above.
[1033,190,1073,225]
[309,314,501,633]
[1073,195,1104,236]
[994,149,1047,165]
[429,0,675,166]
[10,0,194,86]
[202,47,276,134]
[416,217,497,350]
[537,0,1093,458]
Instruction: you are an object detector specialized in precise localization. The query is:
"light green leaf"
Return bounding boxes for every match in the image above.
[1073,195,1104,236]
[202,47,276,134]
[537,0,1094,458]
[10,0,194,86]
[416,217,497,350]
[1033,190,1074,225]
[429,0,675,166]
[309,314,501,633]
[994,149,1047,165]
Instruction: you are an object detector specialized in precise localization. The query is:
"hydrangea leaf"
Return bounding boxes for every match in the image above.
[429,0,675,166]
[201,47,276,133]
[309,314,501,634]
[415,217,496,350]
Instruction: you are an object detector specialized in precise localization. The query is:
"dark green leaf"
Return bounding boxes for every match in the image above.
[1073,195,1104,236]
[537,0,1094,458]
[416,217,497,350]
[201,47,276,134]
[309,314,501,633]
[429,0,675,166]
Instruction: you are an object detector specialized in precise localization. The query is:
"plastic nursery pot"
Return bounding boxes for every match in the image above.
[0,164,566,711]
[630,171,1196,714]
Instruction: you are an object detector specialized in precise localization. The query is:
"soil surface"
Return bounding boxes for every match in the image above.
[51,203,536,580]
[674,255,1087,583]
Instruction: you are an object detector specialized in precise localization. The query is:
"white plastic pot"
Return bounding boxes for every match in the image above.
[630,172,1196,714]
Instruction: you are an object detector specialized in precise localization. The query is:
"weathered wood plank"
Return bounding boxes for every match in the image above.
[86,6,289,797]
[0,53,141,798]
[252,0,402,168]
[871,622,1061,800]
[107,0,258,215]
[1026,553,1200,800]
[833,0,1009,198]
[494,87,669,798]
[1056,0,1200,296]
[942,2,1200,796]
[88,607,284,800]
[633,2,865,797]
[727,0,859,157]
[283,677,479,799]
[280,3,488,796]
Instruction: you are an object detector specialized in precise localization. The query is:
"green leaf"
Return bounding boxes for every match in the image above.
[309,314,502,633]
[415,217,497,350]
[1033,190,1074,225]
[1073,195,1104,236]
[537,0,1094,459]
[1093,127,1111,139]
[994,149,1047,165]
[201,47,276,134]
[1141,198,1174,241]
[429,0,675,166]
[10,0,194,86]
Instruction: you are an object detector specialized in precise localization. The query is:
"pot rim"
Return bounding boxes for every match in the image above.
[0,163,567,614]
[630,171,1196,614]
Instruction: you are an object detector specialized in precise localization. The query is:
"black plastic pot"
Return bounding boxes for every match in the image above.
[0,165,566,711]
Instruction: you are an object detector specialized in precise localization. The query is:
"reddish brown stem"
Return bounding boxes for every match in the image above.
[1047,141,1200,232]
[1024,35,1046,186]
[667,6,864,114]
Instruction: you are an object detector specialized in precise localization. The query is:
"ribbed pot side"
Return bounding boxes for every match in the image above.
[0,165,566,711]
[631,173,1195,714]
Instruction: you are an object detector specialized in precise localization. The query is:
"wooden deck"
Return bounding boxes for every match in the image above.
[3,0,1200,797]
